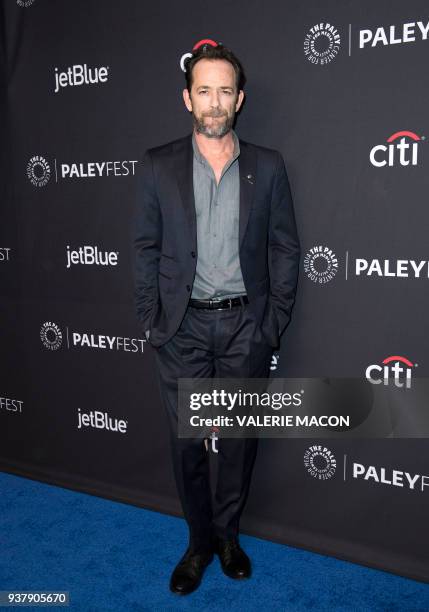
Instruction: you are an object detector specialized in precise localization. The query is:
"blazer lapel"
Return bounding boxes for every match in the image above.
[174,132,257,249]
[174,132,197,246]
[238,139,257,249]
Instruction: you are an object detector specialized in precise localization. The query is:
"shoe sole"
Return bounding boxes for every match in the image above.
[221,568,251,580]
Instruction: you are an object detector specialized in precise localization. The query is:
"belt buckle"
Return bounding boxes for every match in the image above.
[228,298,232,309]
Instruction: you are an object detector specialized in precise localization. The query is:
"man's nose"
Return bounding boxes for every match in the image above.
[209,91,221,107]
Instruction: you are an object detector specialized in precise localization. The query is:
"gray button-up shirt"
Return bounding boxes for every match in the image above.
[191,128,246,300]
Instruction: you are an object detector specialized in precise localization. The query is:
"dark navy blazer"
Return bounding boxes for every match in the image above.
[133,132,300,349]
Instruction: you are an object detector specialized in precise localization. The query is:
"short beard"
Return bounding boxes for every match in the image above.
[193,109,235,139]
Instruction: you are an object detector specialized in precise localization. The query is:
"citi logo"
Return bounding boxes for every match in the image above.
[369,130,424,167]
[77,408,127,434]
[180,39,220,72]
[54,64,109,93]
[365,355,417,388]
[67,245,118,268]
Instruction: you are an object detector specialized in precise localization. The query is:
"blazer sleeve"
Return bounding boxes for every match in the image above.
[133,149,162,331]
[268,151,301,337]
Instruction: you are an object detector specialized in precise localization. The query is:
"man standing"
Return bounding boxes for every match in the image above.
[133,41,300,595]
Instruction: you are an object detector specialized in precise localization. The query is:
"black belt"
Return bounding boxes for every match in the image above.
[189,295,249,310]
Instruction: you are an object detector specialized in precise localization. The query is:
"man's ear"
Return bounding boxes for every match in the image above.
[235,89,244,112]
[183,88,193,112]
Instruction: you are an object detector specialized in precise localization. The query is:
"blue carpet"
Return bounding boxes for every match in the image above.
[1,471,428,611]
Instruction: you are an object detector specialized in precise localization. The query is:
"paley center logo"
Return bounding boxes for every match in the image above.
[304,445,337,480]
[54,63,109,93]
[27,155,51,187]
[370,130,425,167]
[40,322,63,350]
[304,23,341,65]
[66,245,118,268]
[365,355,417,388]
[27,155,137,186]
[304,245,339,283]
[40,322,147,353]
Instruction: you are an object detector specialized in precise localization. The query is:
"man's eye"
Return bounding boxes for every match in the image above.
[222,91,232,95]
[199,90,207,94]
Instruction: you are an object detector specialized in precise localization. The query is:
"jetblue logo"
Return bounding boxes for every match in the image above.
[54,64,109,93]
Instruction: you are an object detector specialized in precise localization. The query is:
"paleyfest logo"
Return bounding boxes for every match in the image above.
[370,130,425,167]
[305,250,429,284]
[359,20,429,50]
[304,245,339,284]
[355,258,429,278]
[352,462,429,492]
[304,23,341,65]
[0,248,12,262]
[40,322,147,353]
[365,355,417,389]
[305,19,429,65]
[27,155,138,186]
[304,445,337,480]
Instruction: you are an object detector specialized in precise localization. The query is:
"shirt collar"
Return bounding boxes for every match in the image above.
[192,128,240,165]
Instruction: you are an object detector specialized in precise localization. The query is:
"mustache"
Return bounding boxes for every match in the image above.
[203,109,228,118]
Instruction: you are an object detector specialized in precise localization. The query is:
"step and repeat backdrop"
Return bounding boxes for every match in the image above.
[1,0,429,583]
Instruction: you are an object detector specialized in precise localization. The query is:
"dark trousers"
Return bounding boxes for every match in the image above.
[153,300,273,553]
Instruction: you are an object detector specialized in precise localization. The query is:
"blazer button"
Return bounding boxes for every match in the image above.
[186,285,191,292]
[191,251,196,258]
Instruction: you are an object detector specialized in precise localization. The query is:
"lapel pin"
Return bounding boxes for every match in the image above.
[243,173,254,184]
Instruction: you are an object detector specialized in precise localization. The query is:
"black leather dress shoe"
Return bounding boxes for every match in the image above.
[169,548,214,595]
[214,536,251,579]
